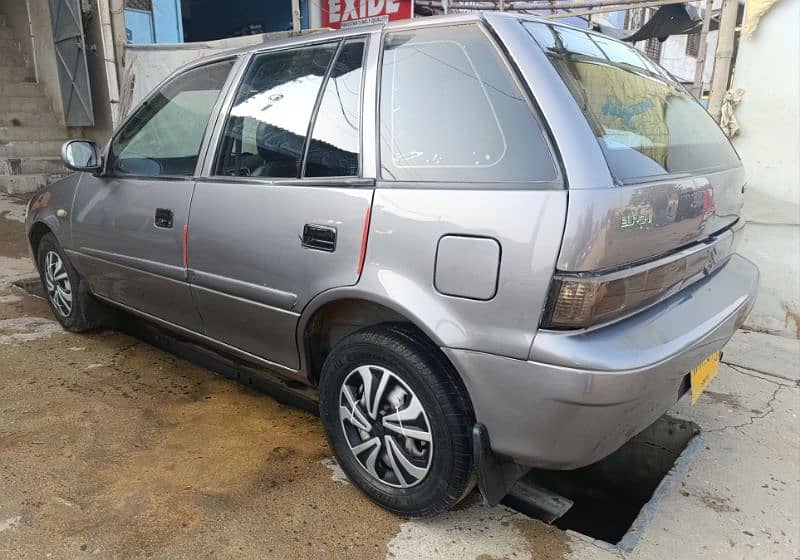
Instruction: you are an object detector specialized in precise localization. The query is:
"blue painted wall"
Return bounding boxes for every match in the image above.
[153,0,184,42]
[125,0,183,44]
[124,9,155,44]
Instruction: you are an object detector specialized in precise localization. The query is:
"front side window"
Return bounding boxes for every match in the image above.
[524,22,740,181]
[214,43,338,179]
[109,59,233,177]
[379,24,558,183]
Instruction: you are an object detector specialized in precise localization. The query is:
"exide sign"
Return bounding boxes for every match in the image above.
[322,0,413,29]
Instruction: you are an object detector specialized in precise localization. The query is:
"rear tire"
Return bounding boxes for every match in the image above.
[318,323,474,517]
[37,233,103,332]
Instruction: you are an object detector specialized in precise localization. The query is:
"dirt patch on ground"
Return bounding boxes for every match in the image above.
[514,518,572,560]
[0,211,29,258]
[0,273,51,323]
[0,298,402,559]
[698,491,740,514]
[0,195,402,559]
[702,390,745,411]
[782,303,800,339]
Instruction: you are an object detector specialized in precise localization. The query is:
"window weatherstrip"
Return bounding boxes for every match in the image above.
[195,55,249,179]
[201,52,254,178]
[300,40,345,178]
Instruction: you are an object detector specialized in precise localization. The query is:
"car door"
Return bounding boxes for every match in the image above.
[69,58,236,332]
[188,35,376,369]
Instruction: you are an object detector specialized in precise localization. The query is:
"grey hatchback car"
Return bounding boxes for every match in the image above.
[26,13,758,516]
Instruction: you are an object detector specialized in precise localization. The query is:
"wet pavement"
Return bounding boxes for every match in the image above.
[0,193,798,559]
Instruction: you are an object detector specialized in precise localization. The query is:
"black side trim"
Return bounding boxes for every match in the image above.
[189,269,298,311]
[71,247,186,282]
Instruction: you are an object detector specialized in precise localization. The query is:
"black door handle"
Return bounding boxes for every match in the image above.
[155,208,174,229]
[302,224,336,252]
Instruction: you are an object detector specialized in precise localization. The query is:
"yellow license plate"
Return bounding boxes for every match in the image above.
[691,351,721,405]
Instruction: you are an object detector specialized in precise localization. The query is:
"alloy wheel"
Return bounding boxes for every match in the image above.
[338,365,433,488]
[44,250,72,317]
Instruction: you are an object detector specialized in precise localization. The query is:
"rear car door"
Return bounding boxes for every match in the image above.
[69,59,235,331]
[188,35,375,369]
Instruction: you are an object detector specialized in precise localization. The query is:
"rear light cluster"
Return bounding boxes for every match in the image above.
[542,237,733,329]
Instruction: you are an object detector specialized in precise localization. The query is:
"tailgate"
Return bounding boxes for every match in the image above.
[558,165,744,271]
[520,20,746,272]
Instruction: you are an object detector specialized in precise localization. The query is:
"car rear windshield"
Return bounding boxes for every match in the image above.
[523,21,740,182]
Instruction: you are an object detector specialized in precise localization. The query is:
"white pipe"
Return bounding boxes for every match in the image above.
[691,0,713,97]
[707,0,738,120]
[95,0,122,128]
[24,0,39,83]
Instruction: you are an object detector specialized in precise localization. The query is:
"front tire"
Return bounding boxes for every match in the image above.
[319,324,474,517]
[37,233,103,332]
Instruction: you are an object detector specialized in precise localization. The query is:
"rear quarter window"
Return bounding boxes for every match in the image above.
[524,21,741,182]
[379,24,558,184]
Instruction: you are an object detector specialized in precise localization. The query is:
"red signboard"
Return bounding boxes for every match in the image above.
[322,0,413,29]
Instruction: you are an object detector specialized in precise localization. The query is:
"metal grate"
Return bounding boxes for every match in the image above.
[645,37,662,62]
[8,158,22,176]
[125,0,152,11]
[686,33,701,57]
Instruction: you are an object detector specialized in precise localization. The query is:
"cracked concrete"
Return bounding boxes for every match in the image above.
[0,192,798,559]
[705,381,785,433]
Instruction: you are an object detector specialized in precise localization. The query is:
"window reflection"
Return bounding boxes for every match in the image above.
[306,39,366,177]
[215,44,337,178]
[379,25,558,183]
[524,22,740,180]
[110,60,233,177]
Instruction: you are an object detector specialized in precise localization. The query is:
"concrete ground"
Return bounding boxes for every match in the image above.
[0,192,798,559]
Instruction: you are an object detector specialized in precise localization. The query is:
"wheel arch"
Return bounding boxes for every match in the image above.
[297,289,450,387]
[28,221,56,269]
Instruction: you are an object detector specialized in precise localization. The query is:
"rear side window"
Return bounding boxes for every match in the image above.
[524,22,741,182]
[214,43,338,178]
[305,39,366,177]
[379,24,558,183]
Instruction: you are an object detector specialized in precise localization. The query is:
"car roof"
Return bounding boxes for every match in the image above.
[175,11,619,73]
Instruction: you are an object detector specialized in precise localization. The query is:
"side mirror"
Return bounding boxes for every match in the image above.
[61,140,103,173]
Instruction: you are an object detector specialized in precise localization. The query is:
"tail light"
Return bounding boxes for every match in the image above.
[541,238,732,329]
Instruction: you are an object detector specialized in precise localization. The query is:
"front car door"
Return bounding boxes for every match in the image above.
[69,58,236,331]
[187,32,377,370]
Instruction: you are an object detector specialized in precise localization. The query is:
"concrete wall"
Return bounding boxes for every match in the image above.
[658,30,718,86]
[731,0,800,338]
[0,0,66,125]
[122,30,322,112]
[123,35,264,112]
[80,0,117,145]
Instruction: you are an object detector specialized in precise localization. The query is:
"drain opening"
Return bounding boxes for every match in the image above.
[504,415,700,547]
[14,277,45,298]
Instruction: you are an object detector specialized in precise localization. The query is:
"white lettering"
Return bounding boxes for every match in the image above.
[359,0,367,18]
[386,0,400,14]
[343,0,359,21]
[329,0,341,23]
[368,0,384,17]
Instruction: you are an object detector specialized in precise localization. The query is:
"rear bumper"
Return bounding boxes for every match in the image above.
[444,254,759,469]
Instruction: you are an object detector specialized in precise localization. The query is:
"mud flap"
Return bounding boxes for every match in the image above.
[473,423,574,523]
[472,423,528,506]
